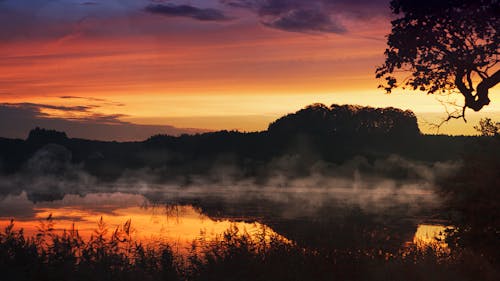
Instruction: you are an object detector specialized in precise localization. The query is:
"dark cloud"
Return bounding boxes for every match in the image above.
[145,4,232,21]
[224,0,304,16]
[59,95,106,101]
[74,113,129,124]
[2,102,97,114]
[0,102,127,125]
[263,8,346,33]
[58,96,125,107]
[0,103,208,141]
[221,0,389,33]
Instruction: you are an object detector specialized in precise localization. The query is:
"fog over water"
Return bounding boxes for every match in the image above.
[0,143,459,211]
[0,142,462,252]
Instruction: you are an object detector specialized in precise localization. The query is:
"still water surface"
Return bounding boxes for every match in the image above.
[0,191,448,253]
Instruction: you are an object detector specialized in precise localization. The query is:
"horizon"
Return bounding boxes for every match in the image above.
[1,0,498,140]
[1,104,498,142]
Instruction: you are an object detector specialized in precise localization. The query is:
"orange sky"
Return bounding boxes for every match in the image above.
[1,0,498,138]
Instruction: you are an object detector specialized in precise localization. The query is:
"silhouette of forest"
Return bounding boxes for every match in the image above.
[0,103,477,183]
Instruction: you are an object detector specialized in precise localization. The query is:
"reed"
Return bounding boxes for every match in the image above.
[1,217,497,281]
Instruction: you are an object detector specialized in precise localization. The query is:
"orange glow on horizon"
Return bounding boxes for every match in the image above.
[1,13,499,137]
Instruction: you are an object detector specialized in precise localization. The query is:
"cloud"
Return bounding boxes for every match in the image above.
[0,0,390,41]
[0,103,208,141]
[58,96,125,106]
[263,8,346,33]
[59,95,107,102]
[222,0,389,33]
[145,4,232,21]
[81,1,98,5]
[2,102,97,115]
[0,102,130,125]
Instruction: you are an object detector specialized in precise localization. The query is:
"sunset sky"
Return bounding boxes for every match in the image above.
[1,0,499,140]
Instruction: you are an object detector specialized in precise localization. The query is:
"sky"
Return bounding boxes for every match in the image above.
[1,0,499,140]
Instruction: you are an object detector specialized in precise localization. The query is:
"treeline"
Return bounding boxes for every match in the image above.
[0,103,478,181]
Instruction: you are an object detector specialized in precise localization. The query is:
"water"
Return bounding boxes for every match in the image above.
[0,190,448,254]
[413,224,450,250]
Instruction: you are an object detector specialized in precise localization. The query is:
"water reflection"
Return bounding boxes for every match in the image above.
[0,192,281,254]
[413,224,449,250]
[0,191,448,254]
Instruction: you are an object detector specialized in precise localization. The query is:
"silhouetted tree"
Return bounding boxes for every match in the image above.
[27,127,68,144]
[474,118,500,136]
[439,118,500,264]
[441,148,500,264]
[376,0,499,120]
[268,104,420,136]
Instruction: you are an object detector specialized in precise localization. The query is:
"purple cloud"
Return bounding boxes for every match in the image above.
[145,4,232,21]
[221,0,390,33]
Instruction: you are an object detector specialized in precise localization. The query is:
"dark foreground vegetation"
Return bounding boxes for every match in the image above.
[1,218,498,281]
[439,118,500,266]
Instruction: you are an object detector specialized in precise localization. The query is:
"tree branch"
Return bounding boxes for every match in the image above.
[466,70,474,91]
[472,68,500,111]
[473,68,488,79]
[455,68,499,112]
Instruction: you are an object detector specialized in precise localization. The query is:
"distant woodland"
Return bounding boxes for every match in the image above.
[0,104,480,180]
[0,104,482,182]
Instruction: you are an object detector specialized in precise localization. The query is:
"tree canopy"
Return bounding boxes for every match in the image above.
[267,103,420,136]
[376,0,499,120]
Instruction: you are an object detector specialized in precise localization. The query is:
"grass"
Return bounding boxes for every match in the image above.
[1,217,498,281]
[0,218,179,281]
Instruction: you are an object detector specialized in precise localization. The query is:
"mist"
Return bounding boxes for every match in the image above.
[0,142,460,220]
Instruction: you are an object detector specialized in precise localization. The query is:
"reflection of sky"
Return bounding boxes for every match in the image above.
[0,190,446,253]
[0,190,448,253]
[413,224,450,250]
[0,192,280,254]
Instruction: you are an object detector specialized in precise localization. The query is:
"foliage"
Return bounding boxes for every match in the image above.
[27,127,68,144]
[438,124,500,264]
[0,218,180,281]
[474,118,500,136]
[268,103,420,136]
[376,0,500,118]
[1,218,498,281]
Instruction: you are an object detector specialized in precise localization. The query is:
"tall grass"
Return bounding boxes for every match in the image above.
[0,218,179,281]
[0,217,497,281]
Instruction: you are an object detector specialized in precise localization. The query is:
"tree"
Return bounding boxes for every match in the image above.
[376,0,499,120]
[439,119,500,263]
[474,117,500,136]
[267,103,420,136]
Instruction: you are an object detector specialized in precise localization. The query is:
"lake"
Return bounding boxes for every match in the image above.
[0,185,449,255]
